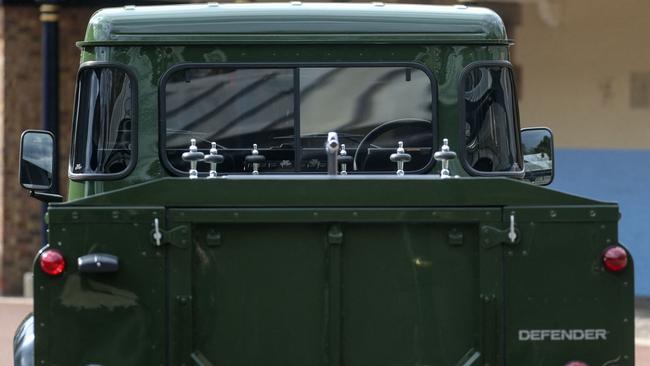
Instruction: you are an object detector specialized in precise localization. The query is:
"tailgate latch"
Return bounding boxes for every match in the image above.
[151,218,190,248]
[481,214,520,249]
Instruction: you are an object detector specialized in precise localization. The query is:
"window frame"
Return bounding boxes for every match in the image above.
[457,60,524,178]
[68,61,139,181]
[158,62,438,177]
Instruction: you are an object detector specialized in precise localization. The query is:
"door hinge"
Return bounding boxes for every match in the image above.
[151,218,190,248]
[481,214,520,249]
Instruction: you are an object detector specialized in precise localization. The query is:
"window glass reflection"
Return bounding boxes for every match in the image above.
[463,66,521,173]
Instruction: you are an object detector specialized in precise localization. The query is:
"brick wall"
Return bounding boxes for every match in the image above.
[0,5,96,295]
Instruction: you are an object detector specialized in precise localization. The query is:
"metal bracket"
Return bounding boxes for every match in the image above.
[151,218,190,248]
[481,214,520,249]
[328,224,343,245]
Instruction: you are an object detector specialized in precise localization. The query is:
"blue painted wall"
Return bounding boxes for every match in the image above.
[551,149,650,295]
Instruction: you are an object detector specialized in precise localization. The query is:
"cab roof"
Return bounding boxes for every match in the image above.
[80,2,508,46]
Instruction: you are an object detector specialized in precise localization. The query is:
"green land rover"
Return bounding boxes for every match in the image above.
[15,3,634,366]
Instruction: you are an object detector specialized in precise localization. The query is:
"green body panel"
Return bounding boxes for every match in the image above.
[32,4,634,366]
[34,207,166,366]
[80,3,507,46]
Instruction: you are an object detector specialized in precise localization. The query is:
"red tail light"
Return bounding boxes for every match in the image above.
[39,249,65,276]
[565,362,588,366]
[602,246,628,272]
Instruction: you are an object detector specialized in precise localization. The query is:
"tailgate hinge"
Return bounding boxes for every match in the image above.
[481,213,520,249]
[328,224,343,245]
[151,218,190,248]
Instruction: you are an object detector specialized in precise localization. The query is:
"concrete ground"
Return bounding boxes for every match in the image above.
[0,297,31,366]
[0,297,648,366]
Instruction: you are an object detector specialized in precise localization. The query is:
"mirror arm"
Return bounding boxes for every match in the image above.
[30,191,63,203]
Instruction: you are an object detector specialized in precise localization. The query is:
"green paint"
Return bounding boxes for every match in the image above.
[26,4,633,366]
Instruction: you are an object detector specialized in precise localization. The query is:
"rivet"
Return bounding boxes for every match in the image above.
[589,210,597,218]
[522,250,528,256]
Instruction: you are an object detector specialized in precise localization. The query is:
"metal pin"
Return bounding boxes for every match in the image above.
[340,144,348,175]
[434,138,457,179]
[396,142,405,175]
[390,141,411,176]
[181,139,205,179]
[204,142,224,179]
[208,143,218,178]
[252,144,259,175]
[440,139,450,178]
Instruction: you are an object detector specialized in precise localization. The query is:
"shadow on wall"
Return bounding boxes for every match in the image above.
[550,149,650,296]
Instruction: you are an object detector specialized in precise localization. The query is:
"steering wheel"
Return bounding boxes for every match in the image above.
[352,118,432,171]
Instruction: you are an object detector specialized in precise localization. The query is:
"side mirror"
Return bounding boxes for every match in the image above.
[20,130,55,191]
[521,127,554,185]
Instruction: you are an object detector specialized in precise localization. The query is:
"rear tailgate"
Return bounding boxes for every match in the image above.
[167,207,503,366]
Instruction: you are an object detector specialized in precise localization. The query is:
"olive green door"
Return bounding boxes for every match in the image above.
[170,209,485,366]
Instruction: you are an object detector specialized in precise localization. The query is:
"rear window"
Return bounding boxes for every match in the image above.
[162,65,435,175]
[70,65,135,178]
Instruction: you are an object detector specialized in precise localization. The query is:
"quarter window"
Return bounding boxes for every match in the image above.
[462,65,521,173]
[70,66,135,177]
[163,65,435,175]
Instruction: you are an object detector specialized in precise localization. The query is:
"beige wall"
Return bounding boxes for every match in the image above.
[513,0,650,149]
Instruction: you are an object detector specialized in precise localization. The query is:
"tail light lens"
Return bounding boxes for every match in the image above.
[565,362,588,366]
[39,249,66,276]
[602,245,628,272]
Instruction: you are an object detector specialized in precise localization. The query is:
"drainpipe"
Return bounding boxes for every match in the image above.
[39,0,60,245]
